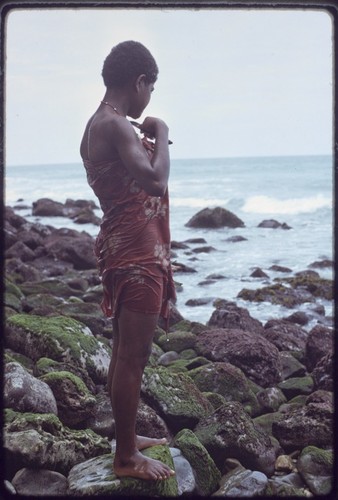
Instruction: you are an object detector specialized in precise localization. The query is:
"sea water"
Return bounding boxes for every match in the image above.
[4,155,333,327]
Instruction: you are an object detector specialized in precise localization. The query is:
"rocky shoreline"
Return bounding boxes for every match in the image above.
[3,199,334,497]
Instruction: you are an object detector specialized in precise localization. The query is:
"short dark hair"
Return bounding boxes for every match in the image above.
[102,41,158,88]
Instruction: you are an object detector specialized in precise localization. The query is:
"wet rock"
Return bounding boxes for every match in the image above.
[194,402,277,476]
[208,301,264,334]
[6,314,111,384]
[12,468,68,496]
[269,264,292,273]
[67,448,178,496]
[157,330,196,353]
[173,429,221,496]
[297,446,333,496]
[312,352,333,391]
[4,362,58,415]
[195,328,282,388]
[192,245,216,253]
[141,367,213,431]
[170,448,196,495]
[250,267,269,278]
[284,310,309,326]
[186,297,214,306]
[185,206,245,229]
[280,273,333,301]
[171,262,197,273]
[214,467,268,497]
[223,235,248,242]
[188,362,260,416]
[32,198,65,216]
[40,371,96,427]
[305,324,333,372]
[258,219,291,229]
[4,411,110,476]
[262,320,308,353]
[309,259,333,269]
[238,283,313,308]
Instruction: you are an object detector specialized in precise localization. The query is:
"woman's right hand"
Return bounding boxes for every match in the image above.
[141,117,169,139]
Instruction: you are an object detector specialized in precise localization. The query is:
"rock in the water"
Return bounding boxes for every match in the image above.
[12,468,68,496]
[195,328,282,388]
[67,448,178,496]
[208,301,264,334]
[4,362,58,415]
[185,207,244,229]
[194,402,277,476]
[173,428,221,496]
[258,219,291,229]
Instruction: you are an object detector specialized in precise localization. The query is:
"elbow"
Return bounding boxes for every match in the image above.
[145,181,167,197]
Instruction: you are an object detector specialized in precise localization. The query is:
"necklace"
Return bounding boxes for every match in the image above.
[101,101,119,113]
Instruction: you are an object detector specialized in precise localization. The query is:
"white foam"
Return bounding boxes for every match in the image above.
[242,194,332,215]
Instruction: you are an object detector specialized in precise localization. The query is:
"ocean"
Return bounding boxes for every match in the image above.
[5,155,333,328]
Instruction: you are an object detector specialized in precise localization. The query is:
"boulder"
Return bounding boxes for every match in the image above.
[185,207,244,229]
[280,274,333,301]
[238,283,313,308]
[312,353,333,391]
[194,402,277,476]
[12,468,68,497]
[305,324,333,372]
[188,362,260,416]
[39,371,96,427]
[34,357,96,394]
[272,396,333,451]
[141,367,213,431]
[157,330,196,353]
[256,387,287,413]
[67,448,178,496]
[208,301,264,334]
[4,411,111,476]
[44,228,96,270]
[213,466,268,497]
[262,320,308,353]
[32,198,65,216]
[4,362,58,415]
[174,429,221,495]
[6,314,111,384]
[297,446,333,496]
[258,219,291,229]
[195,328,282,388]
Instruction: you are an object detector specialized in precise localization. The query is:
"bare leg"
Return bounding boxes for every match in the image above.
[110,306,175,480]
[108,317,168,451]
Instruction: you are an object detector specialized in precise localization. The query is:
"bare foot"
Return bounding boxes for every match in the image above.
[114,450,175,481]
[136,435,168,450]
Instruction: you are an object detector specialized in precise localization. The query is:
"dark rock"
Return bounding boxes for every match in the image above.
[272,395,333,451]
[262,320,307,353]
[284,311,309,326]
[268,264,292,273]
[250,267,269,278]
[186,207,245,229]
[238,283,313,308]
[279,352,306,380]
[208,302,264,335]
[277,376,314,399]
[184,238,208,244]
[5,206,27,229]
[172,262,197,273]
[280,273,333,301]
[312,353,333,391]
[195,328,282,388]
[214,467,268,497]
[192,246,216,253]
[4,362,58,415]
[6,241,36,262]
[308,259,333,269]
[6,258,42,283]
[194,402,277,476]
[157,330,196,353]
[32,198,65,216]
[305,324,333,372]
[223,235,248,243]
[258,219,291,230]
[256,387,287,413]
[186,297,214,307]
[44,229,96,270]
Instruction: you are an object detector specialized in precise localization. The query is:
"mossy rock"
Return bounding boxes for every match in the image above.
[174,428,221,495]
[19,279,83,298]
[4,410,110,475]
[203,392,228,411]
[141,366,213,431]
[67,448,178,496]
[6,314,111,384]
[5,278,25,299]
[278,275,333,301]
[297,446,333,495]
[22,293,65,311]
[34,357,96,393]
[188,362,261,416]
[237,283,314,308]
[278,376,314,399]
[157,330,196,353]
[179,348,198,359]
[40,370,96,426]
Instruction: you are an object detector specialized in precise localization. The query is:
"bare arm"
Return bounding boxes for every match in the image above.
[111,116,170,197]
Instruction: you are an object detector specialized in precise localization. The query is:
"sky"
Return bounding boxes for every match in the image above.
[4,6,333,165]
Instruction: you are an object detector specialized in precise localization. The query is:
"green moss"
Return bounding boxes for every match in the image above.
[5,278,24,299]
[301,446,333,468]
[40,370,92,397]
